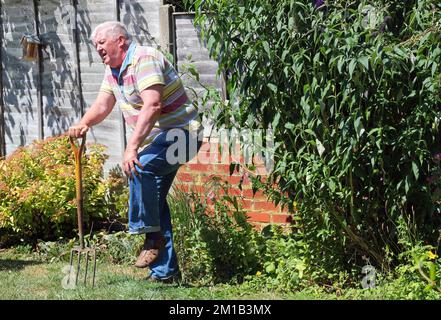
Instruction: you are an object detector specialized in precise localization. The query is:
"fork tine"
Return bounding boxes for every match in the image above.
[75,250,81,286]
[92,249,97,288]
[84,251,89,285]
[68,249,75,286]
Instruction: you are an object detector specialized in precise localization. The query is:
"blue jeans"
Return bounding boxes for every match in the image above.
[128,128,201,279]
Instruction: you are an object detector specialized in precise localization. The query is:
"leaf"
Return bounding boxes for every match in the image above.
[412,162,419,180]
[268,83,278,93]
[207,35,216,51]
[316,138,325,156]
[329,180,336,192]
[358,56,369,71]
[229,163,238,176]
[187,65,200,82]
[431,62,438,76]
[265,262,276,274]
[295,260,306,279]
[405,175,411,194]
[337,56,345,74]
[272,113,281,129]
[285,122,295,130]
[349,59,357,79]
[429,262,436,282]
[354,117,365,138]
[262,41,271,56]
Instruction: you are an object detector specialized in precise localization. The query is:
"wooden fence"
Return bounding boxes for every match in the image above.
[0,0,223,172]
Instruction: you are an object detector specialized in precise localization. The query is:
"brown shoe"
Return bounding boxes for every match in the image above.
[145,271,181,284]
[134,236,166,268]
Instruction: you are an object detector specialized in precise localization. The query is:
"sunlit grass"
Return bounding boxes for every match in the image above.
[0,250,301,300]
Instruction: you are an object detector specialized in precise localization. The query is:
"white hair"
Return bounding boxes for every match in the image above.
[91,21,132,44]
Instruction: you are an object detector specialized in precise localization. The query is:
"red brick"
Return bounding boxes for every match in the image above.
[254,201,278,211]
[173,184,189,192]
[208,163,237,175]
[205,205,215,215]
[178,164,190,172]
[189,185,207,194]
[201,174,222,184]
[226,187,241,196]
[246,212,270,223]
[242,189,268,201]
[252,223,268,232]
[224,175,242,185]
[187,163,213,172]
[195,142,233,164]
[280,205,294,214]
[271,214,293,224]
[176,172,195,183]
[197,151,221,164]
[242,199,253,210]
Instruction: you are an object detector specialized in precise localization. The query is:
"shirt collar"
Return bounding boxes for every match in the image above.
[111,42,137,79]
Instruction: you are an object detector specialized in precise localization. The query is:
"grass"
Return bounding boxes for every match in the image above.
[2,248,441,300]
[0,249,310,300]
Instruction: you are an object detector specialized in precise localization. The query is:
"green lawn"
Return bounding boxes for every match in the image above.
[2,249,440,300]
[0,249,310,300]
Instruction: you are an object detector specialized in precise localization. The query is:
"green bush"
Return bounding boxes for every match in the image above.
[0,136,126,245]
[189,0,441,279]
[243,225,308,292]
[170,178,265,285]
[35,238,75,263]
[96,231,143,265]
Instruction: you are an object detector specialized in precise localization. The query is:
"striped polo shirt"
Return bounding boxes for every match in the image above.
[99,42,201,150]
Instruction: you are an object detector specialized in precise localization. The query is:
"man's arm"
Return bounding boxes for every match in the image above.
[68,91,116,137]
[123,84,163,177]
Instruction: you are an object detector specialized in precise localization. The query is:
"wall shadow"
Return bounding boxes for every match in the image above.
[40,0,92,136]
[121,0,156,46]
[1,2,38,145]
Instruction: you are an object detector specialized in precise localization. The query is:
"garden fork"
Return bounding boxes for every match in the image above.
[67,134,97,288]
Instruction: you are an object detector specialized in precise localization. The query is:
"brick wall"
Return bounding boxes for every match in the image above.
[172,13,293,229]
[174,139,293,230]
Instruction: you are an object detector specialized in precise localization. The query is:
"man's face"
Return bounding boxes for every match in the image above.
[94,30,124,68]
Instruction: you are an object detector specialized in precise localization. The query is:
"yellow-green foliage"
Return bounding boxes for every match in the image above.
[0,136,118,242]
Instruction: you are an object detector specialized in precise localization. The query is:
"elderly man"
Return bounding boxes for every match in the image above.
[68,21,201,283]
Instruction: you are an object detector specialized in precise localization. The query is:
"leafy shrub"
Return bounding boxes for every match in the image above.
[333,244,441,299]
[96,231,143,265]
[36,238,75,263]
[102,166,130,221]
[243,225,307,292]
[170,178,265,285]
[168,186,216,284]
[0,136,125,245]
[189,0,441,279]
[32,231,142,265]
